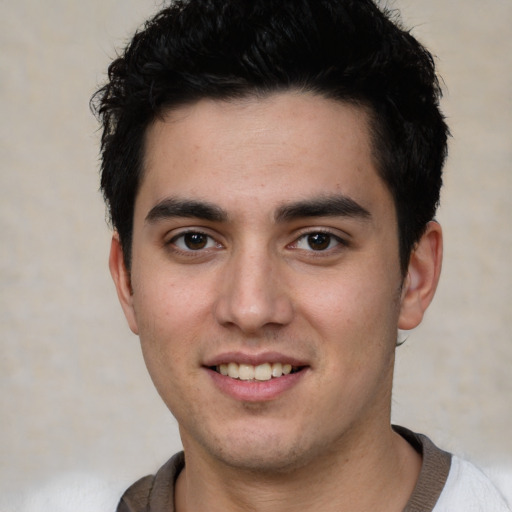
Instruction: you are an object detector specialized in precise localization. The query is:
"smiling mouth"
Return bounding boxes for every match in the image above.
[211,362,303,381]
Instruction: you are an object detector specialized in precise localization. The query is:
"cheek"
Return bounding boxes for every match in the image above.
[133,281,204,414]
[297,266,401,372]
[133,266,210,326]
[130,272,209,378]
[300,270,397,327]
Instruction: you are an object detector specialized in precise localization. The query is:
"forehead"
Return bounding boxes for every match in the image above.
[138,92,389,218]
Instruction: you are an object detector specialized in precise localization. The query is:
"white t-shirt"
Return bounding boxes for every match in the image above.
[434,455,511,511]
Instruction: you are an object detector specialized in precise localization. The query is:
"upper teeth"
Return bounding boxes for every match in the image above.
[217,362,293,381]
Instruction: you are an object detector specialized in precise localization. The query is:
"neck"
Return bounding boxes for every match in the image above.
[175,425,421,512]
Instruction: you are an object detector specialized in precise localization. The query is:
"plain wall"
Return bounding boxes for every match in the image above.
[1,0,511,502]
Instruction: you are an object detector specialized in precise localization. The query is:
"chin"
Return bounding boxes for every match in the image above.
[216,446,312,474]
[192,422,327,475]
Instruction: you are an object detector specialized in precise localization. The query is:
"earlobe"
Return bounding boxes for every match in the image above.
[398,221,443,331]
[109,233,139,335]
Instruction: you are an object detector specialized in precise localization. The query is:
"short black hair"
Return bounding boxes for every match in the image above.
[92,0,448,274]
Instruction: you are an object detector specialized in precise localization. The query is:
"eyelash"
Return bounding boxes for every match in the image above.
[166,228,348,257]
[167,230,221,254]
[290,229,348,253]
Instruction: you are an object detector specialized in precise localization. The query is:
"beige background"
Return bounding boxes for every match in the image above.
[1,0,511,503]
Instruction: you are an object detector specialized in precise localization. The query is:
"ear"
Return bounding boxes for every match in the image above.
[109,233,139,335]
[398,221,443,330]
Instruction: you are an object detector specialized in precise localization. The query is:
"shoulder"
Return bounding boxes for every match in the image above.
[434,456,511,511]
[394,426,511,512]
[117,451,185,512]
[117,474,155,512]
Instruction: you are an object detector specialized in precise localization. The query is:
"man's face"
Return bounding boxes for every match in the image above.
[116,93,409,472]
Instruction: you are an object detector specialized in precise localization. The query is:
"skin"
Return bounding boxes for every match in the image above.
[110,92,443,512]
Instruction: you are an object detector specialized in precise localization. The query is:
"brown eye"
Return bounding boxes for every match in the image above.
[307,233,332,250]
[292,231,343,252]
[183,232,208,250]
[171,232,217,251]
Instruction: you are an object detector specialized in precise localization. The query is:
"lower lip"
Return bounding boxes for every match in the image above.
[206,368,307,402]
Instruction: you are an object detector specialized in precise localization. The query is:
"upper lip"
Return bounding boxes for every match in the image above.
[203,351,309,368]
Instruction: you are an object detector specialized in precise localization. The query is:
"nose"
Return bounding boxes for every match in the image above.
[214,246,294,334]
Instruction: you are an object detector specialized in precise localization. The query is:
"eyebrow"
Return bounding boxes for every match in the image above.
[145,198,228,224]
[275,195,371,223]
[145,194,371,225]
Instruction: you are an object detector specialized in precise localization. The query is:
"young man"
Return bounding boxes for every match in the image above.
[93,1,510,510]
